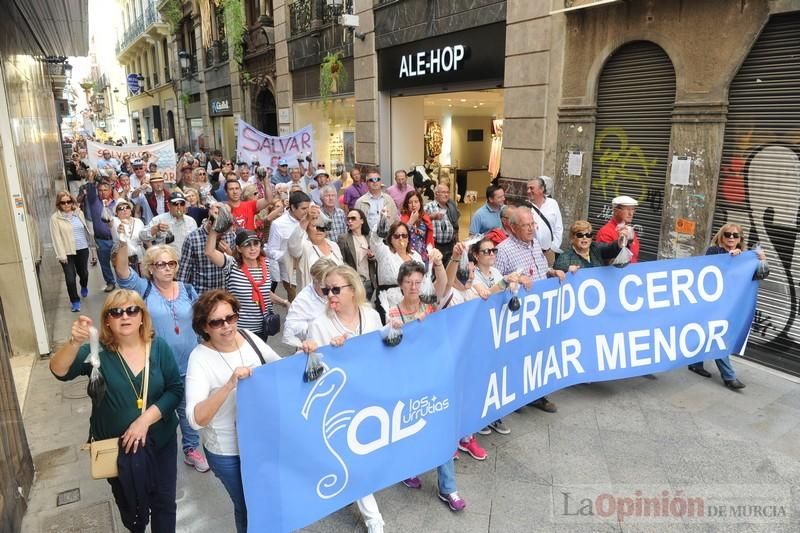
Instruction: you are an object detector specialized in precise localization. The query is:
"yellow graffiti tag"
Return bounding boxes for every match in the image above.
[593,126,657,202]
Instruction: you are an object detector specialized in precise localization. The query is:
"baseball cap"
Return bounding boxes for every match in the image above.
[169,191,187,204]
[278,158,288,166]
[235,230,260,247]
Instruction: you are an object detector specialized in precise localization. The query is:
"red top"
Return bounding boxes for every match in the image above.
[230,200,259,231]
[400,212,435,249]
[595,218,640,263]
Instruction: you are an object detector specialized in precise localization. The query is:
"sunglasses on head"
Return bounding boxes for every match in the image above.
[153,260,178,270]
[574,232,592,239]
[723,231,740,239]
[479,248,498,255]
[107,305,142,319]
[392,233,409,240]
[207,313,239,329]
[321,284,352,296]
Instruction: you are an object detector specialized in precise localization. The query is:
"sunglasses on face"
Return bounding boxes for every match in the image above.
[315,224,332,232]
[321,284,352,296]
[107,305,142,319]
[479,248,498,255]
[116,205,131,212]
[367,177,382,183]
[723,231,740,239]
[172,202,186,207]
[574,232,592,239]
[153,260,178,270]
[239,240,260,248]
[392,233,409,240]
[347,216,360,221]
[59,200,74,206]
[207,313,239,329]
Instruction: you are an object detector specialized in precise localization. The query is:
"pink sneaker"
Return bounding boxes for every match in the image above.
[402,476,422,489]
[458,436,487,461]
[438,491,467,512]
[184,449,210,472]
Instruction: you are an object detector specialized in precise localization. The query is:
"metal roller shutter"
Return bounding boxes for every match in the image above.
[588,41,676,261]
[713,13,800,376]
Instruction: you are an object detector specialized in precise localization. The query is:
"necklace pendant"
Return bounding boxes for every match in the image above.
[175,325,180,334]
[137,397,143,409]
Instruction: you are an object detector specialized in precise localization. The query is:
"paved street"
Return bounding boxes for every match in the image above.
[19,258,800,533]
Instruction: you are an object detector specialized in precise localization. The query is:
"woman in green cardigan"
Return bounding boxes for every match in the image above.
[553,220,629,272]
[50,289,183,533]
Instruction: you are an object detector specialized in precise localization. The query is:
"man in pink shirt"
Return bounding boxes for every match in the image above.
[386,169,413,210]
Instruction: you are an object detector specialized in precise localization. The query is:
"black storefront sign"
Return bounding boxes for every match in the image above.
[378,22,505,92]
[208,86,233,116]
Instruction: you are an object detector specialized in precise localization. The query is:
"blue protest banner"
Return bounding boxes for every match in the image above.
[237,252,760,532]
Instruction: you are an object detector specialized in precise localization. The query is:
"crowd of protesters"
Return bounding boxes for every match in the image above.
[50,136,768,533]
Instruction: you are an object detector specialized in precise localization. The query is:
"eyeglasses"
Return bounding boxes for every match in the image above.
[392,233,409,240]
[59,200,74,206]
[153,260,178,270]
[171,202,186,207]
[321,284,352,296]
[116,205,131,211]
[479,248,498,255]
[107,305,142,319]
[723,231,740,239]
[346,216,360,221]
[367,177,382,183]
[574,232,593,239]
[207,313,239,329]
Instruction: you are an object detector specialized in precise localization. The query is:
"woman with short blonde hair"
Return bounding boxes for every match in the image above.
[50,289,183,532]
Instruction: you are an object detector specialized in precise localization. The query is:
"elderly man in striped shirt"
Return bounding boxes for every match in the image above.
[495,207,565,414]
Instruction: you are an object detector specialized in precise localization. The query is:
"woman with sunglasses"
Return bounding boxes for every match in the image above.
[301,265,385,533]
[283,258,338,348]
[338,208,377,300]
[114,241,208,472]
[206,228,288,340]
[50,290,183,532]
[288,204,343,289]
[186,290,281,533]
[553,220,626,273]
[687,223,768,390]
[112,199,145,274]
[50,190,97,312]
[385,259,465,512]
[400,191,434,264]
[370,217,423,318]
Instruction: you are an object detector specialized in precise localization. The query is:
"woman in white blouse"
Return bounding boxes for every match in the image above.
[288,204,342,289]
[301,265,385,533]
[370,217,422,319]
[185,290,281,533]
[281,258,338,348]
[111,199,145,274]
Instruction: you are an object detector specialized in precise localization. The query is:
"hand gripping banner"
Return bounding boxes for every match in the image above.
[237,252,760,532]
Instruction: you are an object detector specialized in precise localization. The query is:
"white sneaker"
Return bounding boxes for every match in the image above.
[365,518,384,533]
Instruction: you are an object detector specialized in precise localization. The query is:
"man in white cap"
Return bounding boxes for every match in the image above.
[141,190,198,251]
[596,195,641,262]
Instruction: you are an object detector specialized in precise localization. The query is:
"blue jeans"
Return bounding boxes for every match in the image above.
[96,237,116,285]
[437,458,457,495]
[690,356,736,381]
[205,449,246,533]
[176,375,200,453]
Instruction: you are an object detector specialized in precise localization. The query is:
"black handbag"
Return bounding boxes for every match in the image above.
[263,311,280,337]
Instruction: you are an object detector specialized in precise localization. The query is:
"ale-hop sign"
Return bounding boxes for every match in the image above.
[399,44,467,78]
[237,252,761,532]
[86,139,177,182]
[236,119,315,168]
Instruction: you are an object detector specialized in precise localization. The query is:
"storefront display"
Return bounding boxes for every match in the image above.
[293,98,355,175]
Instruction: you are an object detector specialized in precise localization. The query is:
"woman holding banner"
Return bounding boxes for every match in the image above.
[553,220,624,273]
[301,265,385,533]
[186,290,281,533]
[384,259,467,512]
[688,223,768,390]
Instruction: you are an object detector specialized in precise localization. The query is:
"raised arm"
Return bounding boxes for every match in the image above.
[204,228,226,268]
[113,239,132,279]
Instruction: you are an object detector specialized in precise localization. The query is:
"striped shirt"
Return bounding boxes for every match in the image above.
[222,255,274,335]
[66,213,89,250]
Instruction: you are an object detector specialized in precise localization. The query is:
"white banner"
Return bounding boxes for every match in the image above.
[87,139,177,182]
[236,120,314,168]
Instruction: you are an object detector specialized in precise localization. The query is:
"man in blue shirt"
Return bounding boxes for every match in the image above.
[271,158,291,185]
[469,184,506,235]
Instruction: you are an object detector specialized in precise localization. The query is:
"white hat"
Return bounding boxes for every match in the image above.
[612,195,638,207]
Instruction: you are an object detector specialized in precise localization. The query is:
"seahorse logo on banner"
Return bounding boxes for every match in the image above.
[301,367,449,500]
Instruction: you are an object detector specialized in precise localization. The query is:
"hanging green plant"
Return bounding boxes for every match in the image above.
[320,52,346,109]
[220,0,246,66]
[162,0,183,34]
[178,92,191,108]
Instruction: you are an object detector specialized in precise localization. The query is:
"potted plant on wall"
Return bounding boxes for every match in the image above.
[320,51,346,110]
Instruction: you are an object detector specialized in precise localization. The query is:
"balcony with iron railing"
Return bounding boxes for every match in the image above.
[204,39,230,69]
[116,1,168,57]
[289,0,354,37]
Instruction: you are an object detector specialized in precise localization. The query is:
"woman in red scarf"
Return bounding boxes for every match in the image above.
[205,229,288,341]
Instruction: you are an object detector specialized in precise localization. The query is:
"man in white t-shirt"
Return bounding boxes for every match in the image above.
[266,190,311,301]
[526,176,563,267]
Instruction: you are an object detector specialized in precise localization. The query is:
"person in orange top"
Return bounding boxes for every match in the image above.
[595,195,641,263]
[399,191,434,264]
[225,179,271,231]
